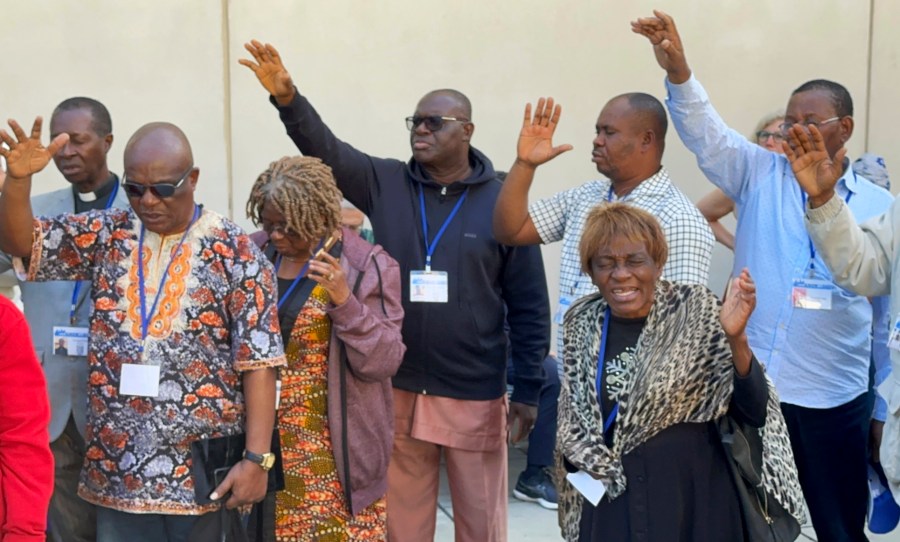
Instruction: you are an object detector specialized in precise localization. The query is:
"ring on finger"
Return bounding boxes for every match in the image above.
[327,272,334,281]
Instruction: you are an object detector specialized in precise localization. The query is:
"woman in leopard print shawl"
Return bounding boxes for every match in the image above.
[555,203,804,541]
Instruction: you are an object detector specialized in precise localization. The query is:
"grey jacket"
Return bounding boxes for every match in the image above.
[806,194,900,496]
[0,184,130,441]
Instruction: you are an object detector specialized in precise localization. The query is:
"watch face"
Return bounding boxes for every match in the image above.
[261,453,276,470]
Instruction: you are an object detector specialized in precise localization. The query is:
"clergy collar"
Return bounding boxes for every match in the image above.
[74,174,118,202]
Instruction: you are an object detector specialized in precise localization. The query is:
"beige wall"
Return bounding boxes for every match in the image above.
[6,0,891,309]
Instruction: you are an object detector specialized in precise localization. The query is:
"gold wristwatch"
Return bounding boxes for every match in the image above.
[243,449,276,472]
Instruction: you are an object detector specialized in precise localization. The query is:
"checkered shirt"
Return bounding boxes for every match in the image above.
[529,167,714,354]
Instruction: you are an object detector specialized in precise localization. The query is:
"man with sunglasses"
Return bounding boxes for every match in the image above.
[241,40,550,542]
[634,11,893,541]
[0,119,285,542]
[0,97,129,542]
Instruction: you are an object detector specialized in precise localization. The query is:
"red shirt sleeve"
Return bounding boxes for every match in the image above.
[0,297,53,541]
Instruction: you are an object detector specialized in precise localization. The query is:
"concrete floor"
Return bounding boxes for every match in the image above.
[432,442,900,541]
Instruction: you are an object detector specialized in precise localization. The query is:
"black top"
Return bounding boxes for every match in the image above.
[272,91,550,404]
[599,314,647,446]
[580,317,768,542]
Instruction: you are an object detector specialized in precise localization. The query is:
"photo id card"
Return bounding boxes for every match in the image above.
[555,296,573,325]
[119,363,161,397]
[52,326,89,357]
[888,317,900,351]
[791,278,834,310]
[410,270,448,303]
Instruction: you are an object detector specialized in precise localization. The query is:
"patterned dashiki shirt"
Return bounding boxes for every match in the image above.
[18,206,286,514]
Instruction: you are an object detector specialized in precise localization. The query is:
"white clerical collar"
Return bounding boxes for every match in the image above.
[76,191,98,202]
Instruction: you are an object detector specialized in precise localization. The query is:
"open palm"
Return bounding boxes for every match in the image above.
[0,118,68,179]
[783,124,845,203]
[239,40,295,102]
[720,268,756,339]
[516,97,572,167]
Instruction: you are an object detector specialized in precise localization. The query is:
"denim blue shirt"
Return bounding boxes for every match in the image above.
[666,75,893,413]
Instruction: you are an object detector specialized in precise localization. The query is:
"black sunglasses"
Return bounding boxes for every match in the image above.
[122,167,193,199]
[405,115,469,132]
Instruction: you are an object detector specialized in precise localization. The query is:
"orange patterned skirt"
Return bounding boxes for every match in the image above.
[275,286,386,541]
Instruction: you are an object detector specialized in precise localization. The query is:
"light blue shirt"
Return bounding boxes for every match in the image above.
[666,75,893,411]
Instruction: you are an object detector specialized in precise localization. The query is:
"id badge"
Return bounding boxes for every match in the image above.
[119,363,161,397]
[791,278,834,310]
[52,326,89,357]
[888,317,900,351]
[410,270,448,303]
[555,296,573,325]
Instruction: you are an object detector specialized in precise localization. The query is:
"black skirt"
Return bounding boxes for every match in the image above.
[579,421,745,542]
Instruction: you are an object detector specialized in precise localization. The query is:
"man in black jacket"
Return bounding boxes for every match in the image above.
[241,40,551,541]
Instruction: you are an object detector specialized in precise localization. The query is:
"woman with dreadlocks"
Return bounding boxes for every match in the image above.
[246,155,405,541]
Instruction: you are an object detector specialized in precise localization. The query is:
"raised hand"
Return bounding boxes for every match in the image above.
[720,268,756,340]
[0,118,69,180]
[516,97,573,169]
[239,40,296,105]
[782,124,845,209]
[630,10,691,84]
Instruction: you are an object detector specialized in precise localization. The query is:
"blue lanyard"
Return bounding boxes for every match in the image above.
[136,205,200,349]
[418,185,469,272]
[70,182,120,324]
[801,185,853,274]
[595,308,619,436]
[274,239,324,310]
[607,185,614,202]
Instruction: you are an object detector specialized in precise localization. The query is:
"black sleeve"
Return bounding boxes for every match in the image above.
[271,90,398,215]
[501,243,551,406]
[728,356,768,428]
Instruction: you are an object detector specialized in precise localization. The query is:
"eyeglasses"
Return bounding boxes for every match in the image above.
[778,117,841,134]
[122,167,193,199]
[405,115,469,132]
[261,221,298,237]
[756,131,785,143]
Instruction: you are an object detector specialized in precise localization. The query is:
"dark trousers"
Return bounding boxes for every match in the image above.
[780,393,869,542]
[529,356,560,467]
[508,355,560,468]
[48,415,96,542]
[97,507,204,542]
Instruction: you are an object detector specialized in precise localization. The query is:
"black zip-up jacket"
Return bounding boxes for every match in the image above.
[271,91,550,405]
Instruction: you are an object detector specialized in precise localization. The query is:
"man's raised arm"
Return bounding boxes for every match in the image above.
[0,118,68,257]
[240,40,382,214]
[493,97,572,246]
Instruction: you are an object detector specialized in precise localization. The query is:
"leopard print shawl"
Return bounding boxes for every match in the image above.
[555,281,805,541]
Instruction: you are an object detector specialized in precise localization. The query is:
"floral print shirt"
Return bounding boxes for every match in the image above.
[20,207,285,514]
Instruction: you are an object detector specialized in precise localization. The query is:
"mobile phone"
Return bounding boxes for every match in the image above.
[313,234,339,260]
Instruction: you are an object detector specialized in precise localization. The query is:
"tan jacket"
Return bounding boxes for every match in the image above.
[806,194,900,495]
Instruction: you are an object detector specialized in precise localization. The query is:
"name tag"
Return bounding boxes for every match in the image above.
[52,326,89,357]
[119,363,161,397]
[566,470,607,506]
[555,296,573,325]
[791,278,834,310]
[410,270,448,303]
[888,317,900,351]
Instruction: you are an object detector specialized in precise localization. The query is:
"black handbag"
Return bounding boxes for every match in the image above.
[718,415,801,542]
[186,505,250,542]
[191,428,286,506]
